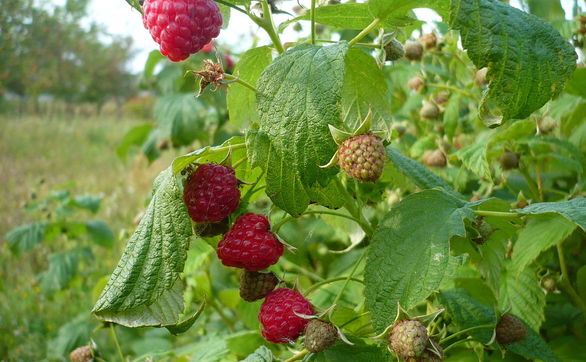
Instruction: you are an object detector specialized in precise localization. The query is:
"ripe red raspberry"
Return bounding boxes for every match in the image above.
[183,163,240,223]
[259,288,315,343]
[142,0,223,62]
[338,133,386,182]
[217,213,284,271]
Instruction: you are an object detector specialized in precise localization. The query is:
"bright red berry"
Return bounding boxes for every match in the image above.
[183,163,240,223]
[142,0,223,62]
[259,288,315,343]
[217,213,284,271]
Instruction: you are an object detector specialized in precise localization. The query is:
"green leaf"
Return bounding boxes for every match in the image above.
[5,222,48,254]
[438,289,496,344]
[47,313,94,359]
[165,301,206,335]
[511,214,576,275]
[577,265,586,300]
[368,0,417,21]
[116,124,154,161]
[514,198,586,230]
[564,68,586,98]
[309,339,391,362]
[38,248,93,294]
[71,195,102,213]
[455,136,491,181]
[92,167,193,327]
[284,3,413,31]
[253,43,348,215]
[499,264,546,331]
[443,94,461,141]
[527,0,565,21]
[227,46,272,128]
[386,147,463,198]
[241,346,273,362]
[154,94,207,146]
[172,136,245,175]
[342,48,391,130]
[449,0,577,124]
[364,190,474,332]
[506,317,560,362]
[124,0,142,13]
[85,220,115,247]
[226,331,266,357]
[144,50,166,80]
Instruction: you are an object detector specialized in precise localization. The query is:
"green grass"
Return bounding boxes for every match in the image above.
[0,115,175,360]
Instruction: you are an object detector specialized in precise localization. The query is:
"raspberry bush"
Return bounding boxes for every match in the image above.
[87,0,586,360]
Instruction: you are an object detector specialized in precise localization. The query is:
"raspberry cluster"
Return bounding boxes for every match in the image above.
[142,0,223,62]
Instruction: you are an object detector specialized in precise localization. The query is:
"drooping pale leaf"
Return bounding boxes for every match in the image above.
[38,248,93,294]
[5,222,48,254]
[154,94,207,146]
[282,2,413,31]
[443,94,461,141]
[116,124,154,161]
[364,190,474,332]
[92,167,193,327]
[165,301,206,335]
[506,318,560,362]
[342,48,391,130]
[455,136,491,181]
[514,198,586,230]
[240,346,273,362]
[252,43,348,215]
[386,147,463,198]
[499,264,546,331]
[85,220,115,247]
[449,0,577,125]
[227,46,272,128]
[511,214,576,275]
[172,136,245,175]
[438,289,496,344]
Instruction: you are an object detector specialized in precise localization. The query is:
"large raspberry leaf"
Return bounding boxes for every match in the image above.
[449,0,577,126]
[364,190,474,332]
[513,198,586,230]
[251,43,349,216]
[438,289,497,344]
[92,167,192,327]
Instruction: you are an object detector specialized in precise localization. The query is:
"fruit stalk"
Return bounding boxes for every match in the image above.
[348,18,381,46]
[249,1,285,54]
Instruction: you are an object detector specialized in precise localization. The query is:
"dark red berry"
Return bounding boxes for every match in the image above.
[496,314,528,345]
[183,163,240,223]
[217,213,284,271]
[259,288,315,343]
[142,0,223,62]
[240,270,279,302]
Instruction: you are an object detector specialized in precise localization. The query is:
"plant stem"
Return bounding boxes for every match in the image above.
[557,243,586,314]
[209,299,236,333]
[311,0,316,45]
[284,349,309,362]
[439,324,495,345]
[316,39,381,48]
[473,210,520,218]
[272,210,363,233]
[213,0,248,14]
[330,250,367,315]
[283,258,324,282]
[232,156,248,169]
[443,337,473,353]
[348,18,381,46]
[223,74,257,92]
[250,1,285,54]
[303,276,364,296]
[109,324,125,362]
[427,83,480,102]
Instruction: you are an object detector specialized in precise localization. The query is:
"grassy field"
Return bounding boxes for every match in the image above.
[0,115,175,360]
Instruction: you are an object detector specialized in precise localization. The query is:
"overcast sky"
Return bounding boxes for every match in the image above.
[49,0,581,71]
